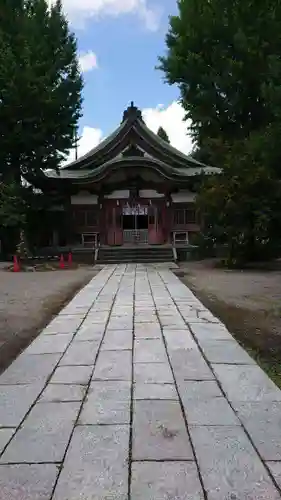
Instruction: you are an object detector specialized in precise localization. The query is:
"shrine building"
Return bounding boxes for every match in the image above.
[32,102,219,261]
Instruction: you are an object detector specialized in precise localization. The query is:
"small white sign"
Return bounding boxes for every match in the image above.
[122,203,148,216]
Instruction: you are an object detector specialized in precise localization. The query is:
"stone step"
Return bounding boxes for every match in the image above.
[98,259,172,264]
[97,246,174,264]
[99,253,173,259]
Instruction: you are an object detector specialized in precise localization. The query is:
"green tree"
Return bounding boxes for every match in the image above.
[158,0,281,264]
[197,137,281,266]
[158,0,281,166]
[0,182,28,256]
[0,0,83,182]
[0,0,83,254]
[0,183,27,229]
[157,126,170,143]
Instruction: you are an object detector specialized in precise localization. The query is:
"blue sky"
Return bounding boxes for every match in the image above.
[55,0,192,160]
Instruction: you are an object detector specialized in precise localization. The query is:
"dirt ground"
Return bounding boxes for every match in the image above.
[177,260,281,387]
[0,267,98,375]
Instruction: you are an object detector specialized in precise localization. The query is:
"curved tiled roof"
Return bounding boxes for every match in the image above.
[42,102,220,182]
[45,156,219,183]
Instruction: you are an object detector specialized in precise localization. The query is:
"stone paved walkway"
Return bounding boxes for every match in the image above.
[0,264,281,499]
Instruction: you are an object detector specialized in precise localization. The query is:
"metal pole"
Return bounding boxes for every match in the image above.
[75,128,78,160]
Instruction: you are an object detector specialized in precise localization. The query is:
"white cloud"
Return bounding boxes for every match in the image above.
[79,51,98,72]
[49,0,161,31]
[64,101,192,165]
[65,126,103,164]
[142,101,193,155]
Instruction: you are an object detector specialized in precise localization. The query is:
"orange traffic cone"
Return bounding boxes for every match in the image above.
[59,254,65,269]
[13,255,20,272]
[68,252,72,266]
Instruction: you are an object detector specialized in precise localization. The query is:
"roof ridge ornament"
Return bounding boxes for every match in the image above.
[122,101,144,123]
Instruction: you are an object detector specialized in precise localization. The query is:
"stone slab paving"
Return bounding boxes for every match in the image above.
[0,264,281,499]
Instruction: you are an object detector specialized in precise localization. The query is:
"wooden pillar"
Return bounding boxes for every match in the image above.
[164,198,173,244]
[52,229,59,247]
[161,201,168,243]
[98,197,105,245]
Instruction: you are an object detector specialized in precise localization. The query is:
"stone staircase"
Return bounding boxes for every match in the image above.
[97,245,175,264]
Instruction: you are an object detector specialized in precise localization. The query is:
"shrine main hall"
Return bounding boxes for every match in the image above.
[33,102,219,258]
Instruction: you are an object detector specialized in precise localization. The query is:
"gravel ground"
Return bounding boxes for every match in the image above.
[180,260,281,311]
[0,268,98,374]
[178,260,281,386]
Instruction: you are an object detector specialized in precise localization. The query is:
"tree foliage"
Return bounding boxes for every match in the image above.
[0,183,27,228]
[198,139,281,266]
[0,1,83,255]
[159,0,281,265]
[159,0,281,160]
[0,180,67,255]
[0,0,83,182]
[157,126,170,143]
